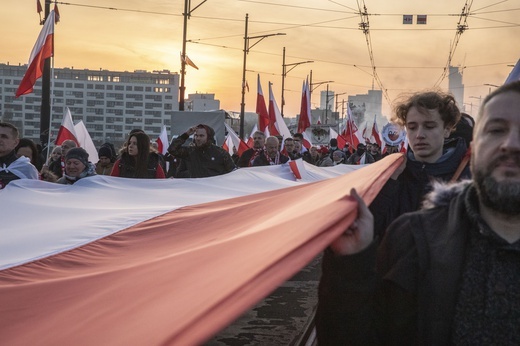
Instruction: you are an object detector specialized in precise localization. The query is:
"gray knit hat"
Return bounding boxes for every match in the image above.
[66,147,89,167]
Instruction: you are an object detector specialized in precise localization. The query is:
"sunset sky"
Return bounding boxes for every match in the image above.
[2,0,519,119]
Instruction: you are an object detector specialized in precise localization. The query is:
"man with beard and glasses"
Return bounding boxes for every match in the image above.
[318,81,520,345]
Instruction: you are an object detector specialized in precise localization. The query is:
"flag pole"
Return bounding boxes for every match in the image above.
[40,1,52,158]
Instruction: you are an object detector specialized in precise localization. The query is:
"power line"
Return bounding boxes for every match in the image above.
[434,0,474,88]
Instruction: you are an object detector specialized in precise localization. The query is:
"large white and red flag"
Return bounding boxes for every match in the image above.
[224,123,250,156]
[222,133,234,155]
[156,125,169,155]
[256,75,270,133]
[268,82,292,139]
[74,120,99,163]
[0,155,403,346]
[297,78,311,133]
[55,107,78,145]
[15,10,55,98]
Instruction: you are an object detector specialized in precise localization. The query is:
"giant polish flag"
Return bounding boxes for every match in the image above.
[55,107,78,146]
[15,10,55,98]
[0,155,403,345]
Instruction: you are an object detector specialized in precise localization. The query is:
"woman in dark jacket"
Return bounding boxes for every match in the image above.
[110,131,165,179]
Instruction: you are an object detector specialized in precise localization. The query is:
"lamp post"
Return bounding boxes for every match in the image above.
[239,14,285,138]
[281,47,313,117]
[469,95,482,115]
[308,70,333,108]
[484,83,500,95]
[179,0,208,111]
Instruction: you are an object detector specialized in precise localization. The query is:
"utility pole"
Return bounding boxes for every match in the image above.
[239,16,285,138]
[281,48,312,117]
[40,0,52,157]
[179,0,207,111]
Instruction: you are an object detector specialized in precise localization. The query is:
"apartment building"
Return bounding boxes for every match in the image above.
[0,63,179,147]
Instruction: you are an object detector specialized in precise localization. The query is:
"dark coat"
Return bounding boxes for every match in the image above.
[316,182,475,345]
[167,133,235,178]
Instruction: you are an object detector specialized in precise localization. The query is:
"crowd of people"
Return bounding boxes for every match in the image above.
[1,83,519,344]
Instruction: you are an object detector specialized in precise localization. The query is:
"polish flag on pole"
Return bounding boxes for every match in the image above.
[246,124,258,148]
[371,115,383,147]
[301,131,313,149]
[222,134,234,156]
[297,78,311,133]
[55,107,78,146]
[268,82,292,140]
[341,104,364,149]
[74,121,99,163]
[15,10,55,98]
[156,125,169,155]
[256,75,270,134]
[224,123,250,156]
[330,128,348,150]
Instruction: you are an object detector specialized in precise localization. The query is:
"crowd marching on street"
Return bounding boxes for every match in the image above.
[1,82,520,344]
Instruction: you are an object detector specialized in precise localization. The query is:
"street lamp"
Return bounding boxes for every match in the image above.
[484,83,500,95]
[468,96,482,115]
[239,14,285,138]
[179,0,208,111]
[281,47,313,117]
[334,92,347,113]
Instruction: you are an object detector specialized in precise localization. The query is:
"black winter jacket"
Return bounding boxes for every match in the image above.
[316,181,476,345]
[167,133,235,178]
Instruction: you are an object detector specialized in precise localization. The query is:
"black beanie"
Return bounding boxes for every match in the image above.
[66,147,89,167]
[98,146,112,158]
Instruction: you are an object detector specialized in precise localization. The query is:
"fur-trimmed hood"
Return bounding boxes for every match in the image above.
[422,180,472,209]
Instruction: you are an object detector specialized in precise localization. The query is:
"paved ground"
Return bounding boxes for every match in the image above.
[205,254,322,346]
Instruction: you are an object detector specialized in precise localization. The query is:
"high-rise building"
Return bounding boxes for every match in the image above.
[0,63,179,148]
[347,89,383,127]
[448,65,464,112]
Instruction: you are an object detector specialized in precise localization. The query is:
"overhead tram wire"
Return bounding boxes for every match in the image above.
[356,0,392,106]
[434,0,474,88]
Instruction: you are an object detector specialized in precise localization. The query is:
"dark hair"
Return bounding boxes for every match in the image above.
[393,91,460,131]
[0,122,19,139]
[480,80,520,117]
[15,138,39,165]
[293,133,303,140]
[125,132,152,178]
[195,124,215,144]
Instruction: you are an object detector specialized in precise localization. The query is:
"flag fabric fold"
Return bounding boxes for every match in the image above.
[180,53,199,70]
[15,10,55,98]
[247,124,258,148]
[0,155,404,346]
